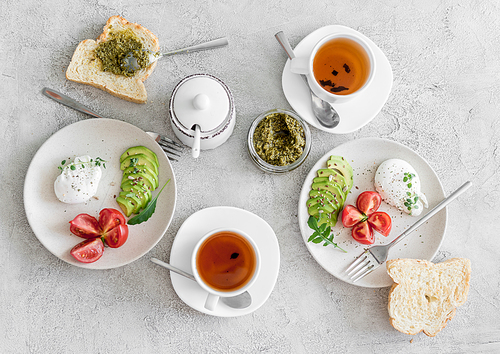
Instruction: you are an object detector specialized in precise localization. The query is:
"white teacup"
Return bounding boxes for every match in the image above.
[191,228,261,311]
[290,32,376,103]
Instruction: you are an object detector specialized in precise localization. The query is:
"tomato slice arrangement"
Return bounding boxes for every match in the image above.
[341,191,392,245]
[69,208,129,263]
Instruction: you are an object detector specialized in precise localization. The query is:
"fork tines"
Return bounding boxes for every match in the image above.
[157,135,184,161]
[345,250,377,283]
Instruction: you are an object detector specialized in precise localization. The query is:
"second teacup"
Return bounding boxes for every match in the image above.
[290,32,375,103]
[191,228,261,311]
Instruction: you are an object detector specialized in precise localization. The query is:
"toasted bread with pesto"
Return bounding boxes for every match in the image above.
[66,16,159,104]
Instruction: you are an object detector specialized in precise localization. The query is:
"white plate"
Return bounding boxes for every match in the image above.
[24,118,177,269]
[169,206,280,317]
[282,25,393,134]
[298,138,446,288]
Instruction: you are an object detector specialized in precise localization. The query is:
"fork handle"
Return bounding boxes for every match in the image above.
[161,37,228,57]
[390,181,472,247]
[42,88,102,118]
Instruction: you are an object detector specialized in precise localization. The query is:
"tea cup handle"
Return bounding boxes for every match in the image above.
[205,293,219,311]
[290,57,309,74]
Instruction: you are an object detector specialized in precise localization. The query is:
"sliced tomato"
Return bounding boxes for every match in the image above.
[368,211,392,236]
[356,191,382,216]
[99,208,126,233]
[351,221,374,245]
[69,214,101,239]
[341,205,366,228]
[102,224,129,248]
[70,238,104,263]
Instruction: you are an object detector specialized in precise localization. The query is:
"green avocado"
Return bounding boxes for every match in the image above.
[116,196,137,217]
[327,155,353,193]
[120,154,158,175]
[121,171,156,192]
[311,181,346,206]
[119,191,144,213]
[315,170,348,195]
[122,165,159,187]
[120,146,159,167]
[121,183,152,204]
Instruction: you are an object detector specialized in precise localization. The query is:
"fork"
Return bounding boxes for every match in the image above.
[42,87,184,161]
[345,181,472,283]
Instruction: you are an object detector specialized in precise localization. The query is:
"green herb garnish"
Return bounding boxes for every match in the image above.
[307,215,346,252]
[127,179,170,225]
[58,157,107,171]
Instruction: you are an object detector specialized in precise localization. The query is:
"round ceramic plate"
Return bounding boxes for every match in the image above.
[169,206,280,317]
[298,138,446,288]
[282,25,393,134]
[24,118,177,269]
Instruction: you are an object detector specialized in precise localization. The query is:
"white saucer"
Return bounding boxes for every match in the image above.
[169,206,280,317]
[282,25,393,134]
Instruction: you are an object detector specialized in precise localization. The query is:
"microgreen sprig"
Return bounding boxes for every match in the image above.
[403,172,415,188]
[58,157,107,171]
[307,215,346,252]
[404,191,419,211]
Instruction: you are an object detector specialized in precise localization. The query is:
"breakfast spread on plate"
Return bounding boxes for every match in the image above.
[66,16,159,103]
[28,17,473,325]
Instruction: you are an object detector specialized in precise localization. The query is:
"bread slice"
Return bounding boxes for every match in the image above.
[66,16,159,103]
[387,258,471,337]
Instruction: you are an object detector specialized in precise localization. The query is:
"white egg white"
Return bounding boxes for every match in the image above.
[54,155,102,204]
[374,159,428,216]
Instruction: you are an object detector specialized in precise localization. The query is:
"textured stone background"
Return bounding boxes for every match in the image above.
[1,0,499,353]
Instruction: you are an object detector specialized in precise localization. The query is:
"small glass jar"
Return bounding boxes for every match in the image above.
[247,109,311,174]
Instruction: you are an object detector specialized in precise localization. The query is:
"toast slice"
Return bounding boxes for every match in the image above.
[66,16,159,103]
[387,258,471,337]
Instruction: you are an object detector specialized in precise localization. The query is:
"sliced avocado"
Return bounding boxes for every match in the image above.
[315,169,348,195]
[306,195,342,211]
[120,146,159,167]
[116,196,136,217]
[120,154,158,175]
[122,165,159,187]
[327,156,353,193]
[121,171,156,191]
[308,203,336,216]
[316,211,338,228]
[119,191,144,213]
[121,183,152,204]
[311,181,346,206]
[120,189,148,210]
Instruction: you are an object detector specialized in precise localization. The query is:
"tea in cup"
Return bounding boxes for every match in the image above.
[191,228,261,311]
[290,33,375,103]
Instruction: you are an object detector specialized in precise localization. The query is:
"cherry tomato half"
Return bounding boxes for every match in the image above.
[351,221,374,245]
[368,211,392,237]
[102,224,129,248]
[69,214,101,239]
[356,191,382,216]
[99,208,127,233]
[341,205,367,228]
[70,238,104,263]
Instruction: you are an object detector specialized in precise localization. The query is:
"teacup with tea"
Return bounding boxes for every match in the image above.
[191,228,261,311]
[290,33,375,103]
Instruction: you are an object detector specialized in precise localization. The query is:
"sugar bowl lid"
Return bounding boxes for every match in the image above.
[170,74,232,133]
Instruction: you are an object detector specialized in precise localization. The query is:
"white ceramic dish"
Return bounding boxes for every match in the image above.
[24,118,177,269]
[282,25,393,134]
[298,138,446,288]
[169,206,280,317]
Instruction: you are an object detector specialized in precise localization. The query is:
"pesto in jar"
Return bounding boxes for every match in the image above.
[94,29,150,77]
[253,112,306,166]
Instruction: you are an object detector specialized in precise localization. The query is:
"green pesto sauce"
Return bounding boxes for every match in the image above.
[95,29,149,77]
[253,112,306,166]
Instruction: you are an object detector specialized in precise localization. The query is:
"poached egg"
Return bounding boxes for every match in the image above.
[54,155,102,204]
[374,159,428,216]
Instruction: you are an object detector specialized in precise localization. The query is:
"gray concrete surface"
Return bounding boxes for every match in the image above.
[2,0,499,353]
